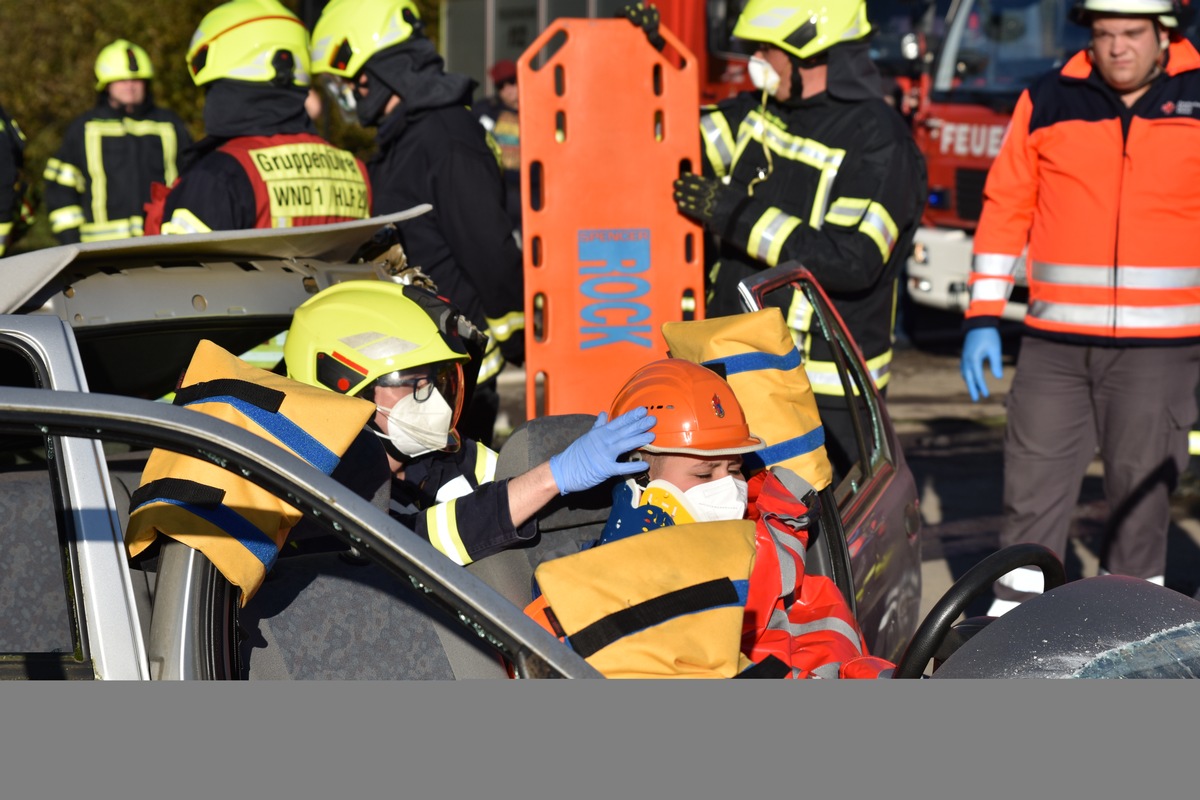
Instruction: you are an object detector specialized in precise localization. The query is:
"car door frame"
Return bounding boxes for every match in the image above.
[737,264,922,662]
[0,315,149,679]
[0,375,604,680]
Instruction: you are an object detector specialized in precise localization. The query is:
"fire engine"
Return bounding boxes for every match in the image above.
[440,0,936,110]
[440,0,1196,324]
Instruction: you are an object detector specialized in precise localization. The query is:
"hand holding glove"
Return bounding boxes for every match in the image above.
[617,2,666,51]
[549,407,656,495]
[961,327,1003,402]
[674,172,737,226]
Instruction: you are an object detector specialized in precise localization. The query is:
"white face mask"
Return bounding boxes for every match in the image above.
[682,475,749,523]
[748,55,781,97]
[374,388,454,458]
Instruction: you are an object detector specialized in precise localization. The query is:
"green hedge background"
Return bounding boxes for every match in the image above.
[0,0,440,253]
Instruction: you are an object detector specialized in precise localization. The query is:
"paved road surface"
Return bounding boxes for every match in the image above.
[892,313,1200,620]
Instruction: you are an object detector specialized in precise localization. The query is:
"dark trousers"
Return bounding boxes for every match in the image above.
[994,338,1200,602]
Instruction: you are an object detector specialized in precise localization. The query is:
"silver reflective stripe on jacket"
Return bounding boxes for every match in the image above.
[1029,301,1200,329]
[1030,260,1200,290]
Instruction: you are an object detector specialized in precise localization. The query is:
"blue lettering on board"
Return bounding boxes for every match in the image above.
[577,229,653,349]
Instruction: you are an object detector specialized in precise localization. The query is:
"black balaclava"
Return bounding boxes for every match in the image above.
[202,80,313,139]
[355,35,476,128]
[780,38,884,107]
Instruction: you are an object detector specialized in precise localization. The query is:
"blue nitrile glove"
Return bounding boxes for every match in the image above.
[961,327,1003,402]
[549,407,656,495]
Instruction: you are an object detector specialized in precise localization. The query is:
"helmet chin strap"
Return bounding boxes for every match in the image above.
[367,417,411,464]
[1119,58,1166,97]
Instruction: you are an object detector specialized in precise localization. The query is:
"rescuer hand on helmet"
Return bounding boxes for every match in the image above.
[608,359,765,457]
[548,408,657,495]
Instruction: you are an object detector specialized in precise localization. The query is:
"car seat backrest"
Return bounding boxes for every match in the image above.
[467,414,616,609]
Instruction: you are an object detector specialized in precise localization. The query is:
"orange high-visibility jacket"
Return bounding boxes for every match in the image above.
[966,39,1200,344]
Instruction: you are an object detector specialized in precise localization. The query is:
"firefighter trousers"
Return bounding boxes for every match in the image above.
[994,337,1200,603]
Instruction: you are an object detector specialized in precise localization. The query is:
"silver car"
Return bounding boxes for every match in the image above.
[0,214,924,679]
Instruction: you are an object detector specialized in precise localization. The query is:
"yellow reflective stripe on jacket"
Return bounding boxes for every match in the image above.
[84,118,180,225]
[424,499,473,565]
[81,216,144,242]
[485,310,525,344]
[735,110,846,226]
[747,207,804,267]
[475,444,498,483]
[43,157,87,192]
[237,332,288,371]
[858,201,899,261]
[823,196,899,261]
[784,289,815,360]
[161,208,213,235]
[1190,430,1200,456]
[49,204,85,234]
[700,107,736,178]
[805,350,893,395]
[738,109,847,172]
[477,339,505,384]
[823,196,870,227]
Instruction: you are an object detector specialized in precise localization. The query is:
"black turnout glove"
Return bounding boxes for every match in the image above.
[617,2,666,51]
[498,333,525,369]
[673,172,738,226]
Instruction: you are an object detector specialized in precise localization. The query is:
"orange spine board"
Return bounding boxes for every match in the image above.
[517,19,704,418]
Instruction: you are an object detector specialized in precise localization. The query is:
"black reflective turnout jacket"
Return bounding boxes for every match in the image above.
[699,89,926,396]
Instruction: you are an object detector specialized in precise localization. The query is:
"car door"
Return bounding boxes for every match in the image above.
[0,315,147,679]
[738,265,922,663]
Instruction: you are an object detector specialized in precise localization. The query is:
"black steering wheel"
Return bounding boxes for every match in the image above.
[892,543,1067,679]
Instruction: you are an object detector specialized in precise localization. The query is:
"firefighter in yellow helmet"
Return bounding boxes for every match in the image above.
[310,0,526,449]
[620,1,927,482]
[285,280,656,566]
[42,39,193,244]
[148,0,372,235]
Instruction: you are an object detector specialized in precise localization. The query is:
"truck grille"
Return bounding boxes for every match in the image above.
[955,169,989,222]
